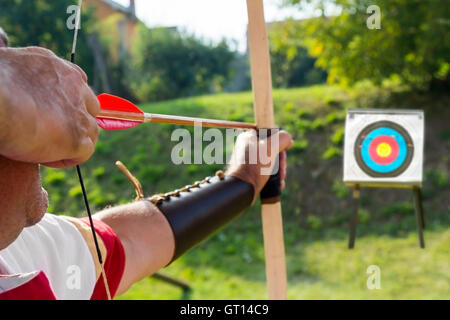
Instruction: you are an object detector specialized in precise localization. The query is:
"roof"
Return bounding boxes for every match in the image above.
[99,0,135,16]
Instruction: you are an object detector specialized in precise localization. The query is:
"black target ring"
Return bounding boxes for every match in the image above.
[354,121,414,178]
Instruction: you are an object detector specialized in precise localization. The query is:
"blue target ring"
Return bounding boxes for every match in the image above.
[354,121,414,177]
[361,127,407,173]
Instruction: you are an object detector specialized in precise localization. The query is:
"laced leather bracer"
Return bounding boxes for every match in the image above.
[115,161,254,262]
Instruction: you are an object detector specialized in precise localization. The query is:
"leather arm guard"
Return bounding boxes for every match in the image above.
[115,154,280,264]
[147,172,254,262]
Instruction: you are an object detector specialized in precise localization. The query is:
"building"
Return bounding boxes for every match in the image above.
[84,0,138,58]
[81,0,139,92]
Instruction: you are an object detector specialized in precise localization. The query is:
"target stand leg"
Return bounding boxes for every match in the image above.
[348,185,360,249]
[416,187,426,230]
[151,273,192,298]
[412,186,425,248]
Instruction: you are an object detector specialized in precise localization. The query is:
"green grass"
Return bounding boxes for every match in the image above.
[118,226,450,300]
[40,84,450,299]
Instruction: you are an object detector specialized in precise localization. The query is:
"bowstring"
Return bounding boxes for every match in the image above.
[71,0,112,300]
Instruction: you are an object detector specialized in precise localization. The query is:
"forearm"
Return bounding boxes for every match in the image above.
[94,201,175,295]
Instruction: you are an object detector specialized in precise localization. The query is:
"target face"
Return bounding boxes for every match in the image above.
[354,121,414,177]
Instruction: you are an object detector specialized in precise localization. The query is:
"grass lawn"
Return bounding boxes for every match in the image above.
[118,226,450,300]
[40,84,450,299]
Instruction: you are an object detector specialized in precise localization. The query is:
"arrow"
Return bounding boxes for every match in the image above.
[97,93,257,131]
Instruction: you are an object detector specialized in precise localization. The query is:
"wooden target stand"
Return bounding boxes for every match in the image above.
[344,110,426,250]
[348,184,426,249]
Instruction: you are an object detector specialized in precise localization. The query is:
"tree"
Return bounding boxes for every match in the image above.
[283,0,450,90]
[0,0,96,81]
[129,25,236,102]
[269,19,327,88]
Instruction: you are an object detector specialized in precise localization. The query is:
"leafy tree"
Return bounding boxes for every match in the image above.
[269,19,327,88]
[283,0,450,90]
[129,25,236,102]
[0,0,96,81]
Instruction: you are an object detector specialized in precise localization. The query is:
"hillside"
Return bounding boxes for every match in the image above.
[41,84,450,299]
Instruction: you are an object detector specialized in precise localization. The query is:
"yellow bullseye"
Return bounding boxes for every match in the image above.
[376,142,392,158]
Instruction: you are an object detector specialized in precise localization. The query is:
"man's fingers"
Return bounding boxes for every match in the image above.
[280,151,287,189]
[280,151,287,180]
[25,46,88,83]
[264,130,293,156]
[71,135,97,166]
[42,159,81,169]
[67,61,88,83]
[79,88,100,154]
[24,46,57,57]
[278,130,294,153]
[83,85,100,117]
[85,111,99,147]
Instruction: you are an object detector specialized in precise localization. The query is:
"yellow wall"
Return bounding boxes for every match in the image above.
[84,0,137,54]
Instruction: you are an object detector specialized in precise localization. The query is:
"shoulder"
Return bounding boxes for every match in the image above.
[0,214,97,299]
[0,214,124,300]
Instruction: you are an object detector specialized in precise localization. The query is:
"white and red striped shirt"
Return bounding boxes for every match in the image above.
[0,214,125,300]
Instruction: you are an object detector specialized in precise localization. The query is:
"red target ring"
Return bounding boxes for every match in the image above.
[354,121,414,177]
[368,135,399,165]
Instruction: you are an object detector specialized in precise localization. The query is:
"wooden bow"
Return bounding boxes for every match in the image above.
[246,0,288,300]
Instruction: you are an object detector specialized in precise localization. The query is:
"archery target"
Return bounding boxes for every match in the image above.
[354,121,414,177]
[343,109,424,187]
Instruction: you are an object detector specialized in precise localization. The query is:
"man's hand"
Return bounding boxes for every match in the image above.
[227,130,293,202]
[0,47,99,168]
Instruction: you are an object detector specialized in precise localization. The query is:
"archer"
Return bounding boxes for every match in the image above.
[0,28,293,300]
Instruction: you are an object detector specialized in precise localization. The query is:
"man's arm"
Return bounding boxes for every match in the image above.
[94,201,174,295]
[95,130,293,296]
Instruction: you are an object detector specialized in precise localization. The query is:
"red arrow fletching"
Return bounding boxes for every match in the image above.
[97,93,144,130]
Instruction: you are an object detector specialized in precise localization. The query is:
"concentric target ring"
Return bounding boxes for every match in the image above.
[354,121,414,177]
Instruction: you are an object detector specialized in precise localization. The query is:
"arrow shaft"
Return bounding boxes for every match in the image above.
[98,110,256,130]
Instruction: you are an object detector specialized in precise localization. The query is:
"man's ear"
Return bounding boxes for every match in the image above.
[0,27,9,47]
